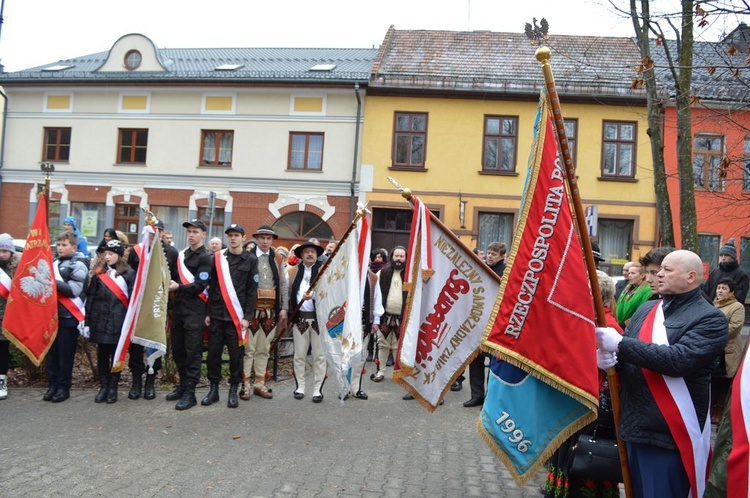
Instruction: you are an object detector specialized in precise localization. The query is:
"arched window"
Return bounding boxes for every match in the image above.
[272,211,333,241]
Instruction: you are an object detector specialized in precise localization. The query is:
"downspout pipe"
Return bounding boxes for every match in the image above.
[350,83,362,220]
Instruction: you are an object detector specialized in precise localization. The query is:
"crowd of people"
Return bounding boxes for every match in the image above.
[1,217,748,496]
[0,216,508,411]
[544,239,749,498]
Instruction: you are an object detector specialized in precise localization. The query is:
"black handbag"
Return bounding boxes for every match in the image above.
[566,431,623,483]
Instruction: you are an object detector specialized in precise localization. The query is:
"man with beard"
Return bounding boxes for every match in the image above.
[371,246,407,384]
[288,241,327,403]
[702,238,749,303]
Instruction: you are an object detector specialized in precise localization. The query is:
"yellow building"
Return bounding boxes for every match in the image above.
[361,28,657,275]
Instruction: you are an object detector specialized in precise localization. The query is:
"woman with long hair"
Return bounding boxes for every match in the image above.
[84,240,135,404]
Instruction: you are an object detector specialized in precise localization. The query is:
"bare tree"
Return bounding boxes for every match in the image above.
[630,0,677,247]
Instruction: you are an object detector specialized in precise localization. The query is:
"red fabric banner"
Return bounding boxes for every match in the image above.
[1,196,59,366]
[482,104,599,410]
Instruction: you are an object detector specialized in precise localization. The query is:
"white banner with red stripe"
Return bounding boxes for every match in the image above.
[0,267,10,300]
[53,260,85,322]
[178,249,208,302]
[728,341,750,496]
[98,271,129,308]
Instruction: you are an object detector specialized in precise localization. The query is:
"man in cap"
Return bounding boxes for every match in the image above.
[166,219,212,410]
[240,225,288,401]
[203,224,257,408]
[126,218,179,401]
[287,241,326,403]
[702,238,749,303]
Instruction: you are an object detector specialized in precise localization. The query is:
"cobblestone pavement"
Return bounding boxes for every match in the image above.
[1,372,547,498]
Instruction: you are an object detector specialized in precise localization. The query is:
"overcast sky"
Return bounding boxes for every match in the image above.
[0,0,743,72]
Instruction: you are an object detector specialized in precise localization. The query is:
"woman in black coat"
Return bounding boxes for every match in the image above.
[85,240,135,404]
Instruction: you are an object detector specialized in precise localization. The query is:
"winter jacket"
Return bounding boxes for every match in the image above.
[55,254,89,321]
[714,295,746,378]
[703,260,750,303]
[617,287,728,450]
[616,282,652,327]
[208,249,258,322]
[85,266,135,344]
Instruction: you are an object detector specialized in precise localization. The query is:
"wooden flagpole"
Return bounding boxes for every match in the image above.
[535,46,633,498]
[268,207,366,352]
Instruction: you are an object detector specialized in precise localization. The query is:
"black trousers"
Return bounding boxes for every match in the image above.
[0,341,9,374]
[46,317,79,391]
[206,318,242,385]
[171,311,204,388]
[97,343,117,377]
[469,352,488,399]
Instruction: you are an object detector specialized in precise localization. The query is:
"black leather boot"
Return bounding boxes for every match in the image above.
[143,374,156,400]
[43,386,56,402]
[128,374,143,400]
[94,374,109,403]
[175,385,197,411]
[201,382,220,406]
[165,383,184,401]
[227,384,239,408]
[106,373,120,404]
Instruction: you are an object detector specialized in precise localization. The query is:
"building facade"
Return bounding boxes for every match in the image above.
[361,28,658,275]
[0,34,377,249]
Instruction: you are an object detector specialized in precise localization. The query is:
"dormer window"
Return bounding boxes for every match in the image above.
[124,50,142,70]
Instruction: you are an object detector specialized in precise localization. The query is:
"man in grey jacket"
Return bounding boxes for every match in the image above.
[596,249,727,498]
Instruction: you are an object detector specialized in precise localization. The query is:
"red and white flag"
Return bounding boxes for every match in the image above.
[313,223,364,400]
[2,196,58,366]
[727,346,750,497]
[479,95,599,483]
[113,224,169,372]
[394,197,501,411]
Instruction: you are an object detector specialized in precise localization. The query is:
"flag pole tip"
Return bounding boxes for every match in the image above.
[535,47,551,63]
[400,188,412,200]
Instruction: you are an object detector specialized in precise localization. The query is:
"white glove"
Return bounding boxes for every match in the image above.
[595,327,622,352]
[79,323,90,339]
[596,349,618,370]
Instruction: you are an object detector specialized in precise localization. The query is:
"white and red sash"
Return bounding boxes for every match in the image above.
[133,243,144,261]
[727,344,750,497]
[97,270,130,308]
[0,267,11,300]
[53,260,85,322]
[215,248,246,345]
[640,301,711,498]
[178,249,208,302]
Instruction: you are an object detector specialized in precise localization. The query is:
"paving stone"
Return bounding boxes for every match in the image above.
[2,377,550,496]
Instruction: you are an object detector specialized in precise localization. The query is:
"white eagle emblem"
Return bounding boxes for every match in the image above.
[20,259,54,302]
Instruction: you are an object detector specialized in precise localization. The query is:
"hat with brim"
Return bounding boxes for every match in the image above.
[253,225,278,239]
[183,219,207,231]
[591,242,605,263]
[294,241,323,258]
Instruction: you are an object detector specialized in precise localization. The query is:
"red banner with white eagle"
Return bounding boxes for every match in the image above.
[2,196,59,366]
